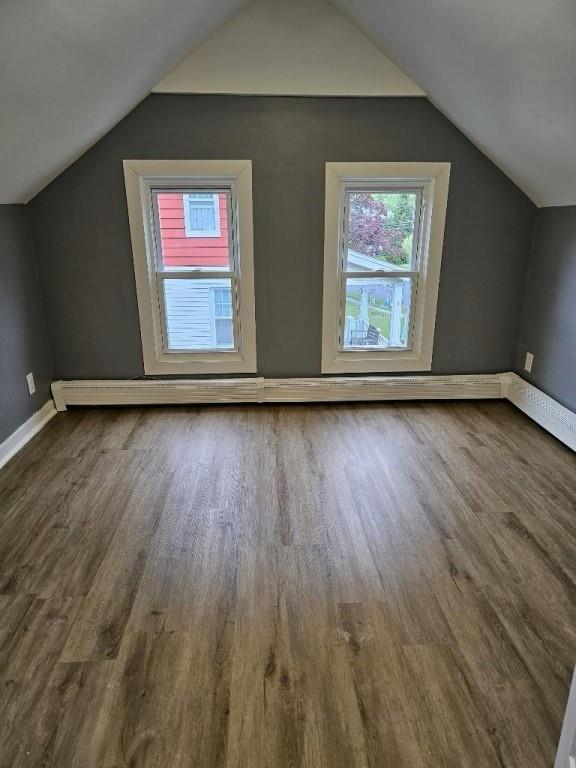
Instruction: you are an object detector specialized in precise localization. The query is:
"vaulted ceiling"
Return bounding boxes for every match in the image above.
[332,0,576,207]
[152,0,424,97]
[0,0,248,203]
[0,0,574,205]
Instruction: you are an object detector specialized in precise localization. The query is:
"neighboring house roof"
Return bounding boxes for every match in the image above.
[347,249,407,272]
[0,0,574,204]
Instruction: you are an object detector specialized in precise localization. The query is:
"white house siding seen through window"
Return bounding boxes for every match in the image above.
[163,278,234,351]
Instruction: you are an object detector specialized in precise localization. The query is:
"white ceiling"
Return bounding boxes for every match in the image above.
[332,0,576,207]
[1,0,574,205]
[0,0,248,203]
[154,0,424,97]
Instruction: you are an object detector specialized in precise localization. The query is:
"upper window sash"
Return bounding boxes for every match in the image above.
[150,185,236,274]
[340,183,425,274]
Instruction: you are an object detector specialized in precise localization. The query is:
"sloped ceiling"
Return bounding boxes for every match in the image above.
[332,0,576,207]
[0,0,248,203]
[1,0,574,205]
[153,0,424,97]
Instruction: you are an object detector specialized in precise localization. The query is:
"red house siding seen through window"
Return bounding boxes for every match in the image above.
[157,192,230,269]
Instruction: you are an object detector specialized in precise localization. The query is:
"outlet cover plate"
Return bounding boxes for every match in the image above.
[26,372,35,395]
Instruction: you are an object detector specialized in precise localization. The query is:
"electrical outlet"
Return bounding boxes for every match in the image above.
[524,352,534,373]
[26,372,35,396]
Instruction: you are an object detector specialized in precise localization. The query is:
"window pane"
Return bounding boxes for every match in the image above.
[163,278,235,351]
[188,195,218,233]
[345,191,418,271]
[155,191,231,271]
[214,287,233,318]
[343,277,412,349]
[215,318,233,346]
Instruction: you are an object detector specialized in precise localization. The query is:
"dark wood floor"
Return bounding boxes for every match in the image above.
[0,401,575,767]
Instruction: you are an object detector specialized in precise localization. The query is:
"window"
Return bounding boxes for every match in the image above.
[124,160,256,374]
[184,193,221,237]
[321,162,450,373]
[212,287,233,346]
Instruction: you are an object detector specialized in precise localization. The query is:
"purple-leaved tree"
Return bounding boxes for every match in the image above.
[348,193,407,263]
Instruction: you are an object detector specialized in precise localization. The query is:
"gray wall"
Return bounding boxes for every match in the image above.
[515,206,576,411]
[29,95,535,379]
[0,205,52,442]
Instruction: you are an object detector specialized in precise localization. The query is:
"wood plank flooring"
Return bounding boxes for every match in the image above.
[0,400,575,767]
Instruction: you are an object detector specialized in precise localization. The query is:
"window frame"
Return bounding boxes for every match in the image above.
[321,162,450,374]
[183,192,221,238]
[152,186,238,354]
[339,183,424,353]
[123,159,257,375]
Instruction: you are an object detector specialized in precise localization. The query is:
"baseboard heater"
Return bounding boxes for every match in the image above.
[51,374,506,407]
[50,373,576,453]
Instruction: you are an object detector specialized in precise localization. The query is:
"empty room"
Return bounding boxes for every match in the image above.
[1,0,576,765]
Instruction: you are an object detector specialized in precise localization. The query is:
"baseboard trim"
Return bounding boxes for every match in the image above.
[51,373,576,452]
[2,377,571,473]
[0,400,57,471]
[505,373,576,452]
[52,374,506,409]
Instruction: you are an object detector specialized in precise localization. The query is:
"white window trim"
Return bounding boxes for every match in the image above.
[123,159,257,375]
[321,162,451,374]
[183,192,221,237]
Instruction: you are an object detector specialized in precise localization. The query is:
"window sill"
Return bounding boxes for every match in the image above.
[321,350,432,374]
[143,350,257,375]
